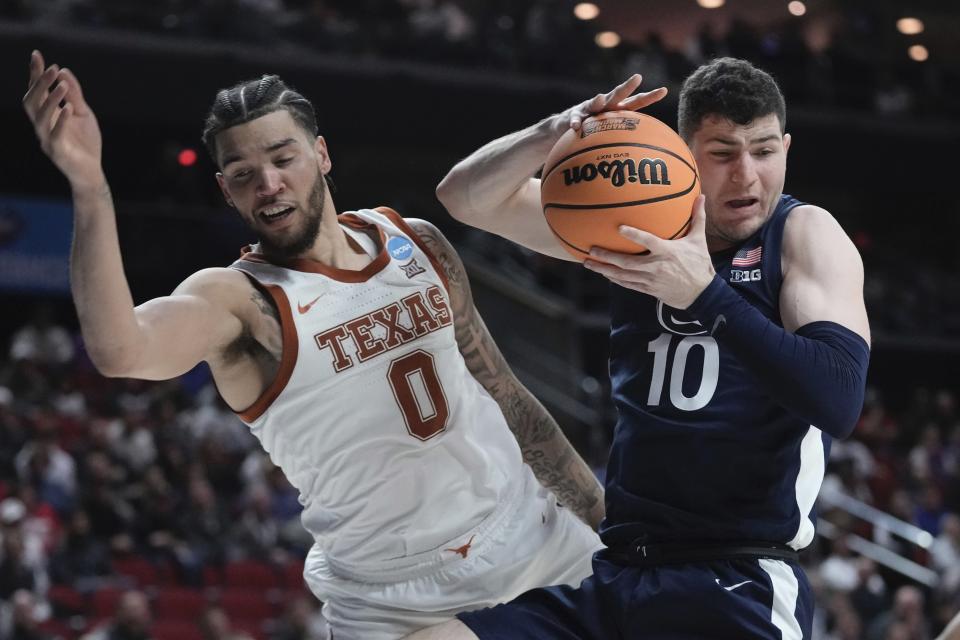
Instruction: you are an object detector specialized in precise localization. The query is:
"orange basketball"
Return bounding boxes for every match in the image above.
[541,111,700,261]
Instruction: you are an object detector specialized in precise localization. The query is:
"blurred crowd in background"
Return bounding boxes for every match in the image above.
[3,0,958,120]
[0,309,332,639]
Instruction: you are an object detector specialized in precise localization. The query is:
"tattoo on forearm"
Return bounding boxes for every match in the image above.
[414,221,602,525]
[504,386,602,522]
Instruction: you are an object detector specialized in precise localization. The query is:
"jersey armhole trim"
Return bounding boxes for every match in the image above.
[374,206,451,294]
[234,276,299,423]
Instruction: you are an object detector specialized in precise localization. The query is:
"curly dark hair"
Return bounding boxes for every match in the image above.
[677,57,786,142]
[201,75,318,165]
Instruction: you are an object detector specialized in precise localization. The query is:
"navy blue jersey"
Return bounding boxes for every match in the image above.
[601,194,830,550]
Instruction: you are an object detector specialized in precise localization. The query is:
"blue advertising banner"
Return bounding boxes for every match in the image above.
[0,196,72,294]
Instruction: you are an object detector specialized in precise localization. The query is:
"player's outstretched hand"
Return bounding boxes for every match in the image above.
[23,50,104,188]
[550,74,668,136]
[584,195,716,310]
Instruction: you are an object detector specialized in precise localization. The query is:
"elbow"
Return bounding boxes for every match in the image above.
[85,344,141,379]
[813,397,864,440]
[436,171,469,222]
[821,416,857,440]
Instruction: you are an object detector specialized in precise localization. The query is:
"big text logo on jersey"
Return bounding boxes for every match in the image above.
[729,269,762,283]
[656,300,707,336]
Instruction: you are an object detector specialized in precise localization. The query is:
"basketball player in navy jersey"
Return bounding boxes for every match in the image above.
[408,58,871,639]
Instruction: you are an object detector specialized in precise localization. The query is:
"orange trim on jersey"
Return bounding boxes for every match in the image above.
[375,206,451,294]
[236,283,299,423]
[239,214,390,283]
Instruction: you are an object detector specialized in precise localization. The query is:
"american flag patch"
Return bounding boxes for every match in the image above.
[731,246,762,267]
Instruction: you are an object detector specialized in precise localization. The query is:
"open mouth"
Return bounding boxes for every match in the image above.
[726,198,758,209]
[259,205,295,224]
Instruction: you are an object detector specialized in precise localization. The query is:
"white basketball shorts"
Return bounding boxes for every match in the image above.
[303,470,603,640]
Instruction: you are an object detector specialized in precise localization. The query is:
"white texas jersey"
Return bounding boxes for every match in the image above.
[229,207,527,572]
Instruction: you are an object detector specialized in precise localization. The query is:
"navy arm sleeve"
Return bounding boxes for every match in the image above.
[686,275,870,439]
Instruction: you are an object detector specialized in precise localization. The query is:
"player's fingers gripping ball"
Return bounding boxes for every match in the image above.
[540,111,700,261]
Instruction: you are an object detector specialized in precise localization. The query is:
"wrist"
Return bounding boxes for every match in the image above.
[685,275,736,334]
[69,171,110,201]
[534,114,569,148]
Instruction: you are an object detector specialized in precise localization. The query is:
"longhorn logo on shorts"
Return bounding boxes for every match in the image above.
[656,300,707,336]
[445,534,476,559]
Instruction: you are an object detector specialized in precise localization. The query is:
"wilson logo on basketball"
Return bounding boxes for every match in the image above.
[562,158,671,188]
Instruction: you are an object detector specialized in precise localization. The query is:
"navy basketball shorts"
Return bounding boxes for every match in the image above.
[457,549,813,639]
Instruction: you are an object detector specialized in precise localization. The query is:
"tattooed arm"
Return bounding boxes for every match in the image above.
[410,219,605,530]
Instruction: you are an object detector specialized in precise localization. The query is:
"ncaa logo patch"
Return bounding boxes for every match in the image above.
[387,236,414,261]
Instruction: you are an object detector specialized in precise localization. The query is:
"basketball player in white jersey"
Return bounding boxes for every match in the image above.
[23,51,604,639]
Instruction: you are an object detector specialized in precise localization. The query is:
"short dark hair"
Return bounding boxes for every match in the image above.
[677,57,786,142]
[201,75,318,165]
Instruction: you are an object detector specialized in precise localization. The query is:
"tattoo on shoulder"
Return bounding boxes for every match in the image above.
[237,288,282,362]
[411,222,464,288]
[250,289,280,322]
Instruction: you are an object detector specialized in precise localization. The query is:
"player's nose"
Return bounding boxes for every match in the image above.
[729,153,758,185]
[255,166,285,196]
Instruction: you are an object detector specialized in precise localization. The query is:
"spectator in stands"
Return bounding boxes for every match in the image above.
[14,485,61,562]
[131,465,181,562]
[866,585,931,640]
[229,484,284,563]
[910,425,948,486]
[931,513,960,594]
[198,605,254,640]
[822,593,864,640]
[877,489,922,558]
[0,405,23,499]
[848,557,889,628]
[819,534,861,593]
[1,588,54,640]
[49,508,110,589]
[174,476,228,582]
[915,483,949,537]
[14,413,76,514]
[80,590,153,640]
[111,408,157,475]
[77,451,135,552]
[271,594,331,640]
[51,375,87,420]
[0,498,49,602]
[8,305,74,366]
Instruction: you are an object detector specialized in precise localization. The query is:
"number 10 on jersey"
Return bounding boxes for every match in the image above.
[647,333,719,411]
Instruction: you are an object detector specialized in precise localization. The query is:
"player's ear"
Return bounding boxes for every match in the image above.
[782,133,791,154]
[215,173,235,208]
[315,136,332,175]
